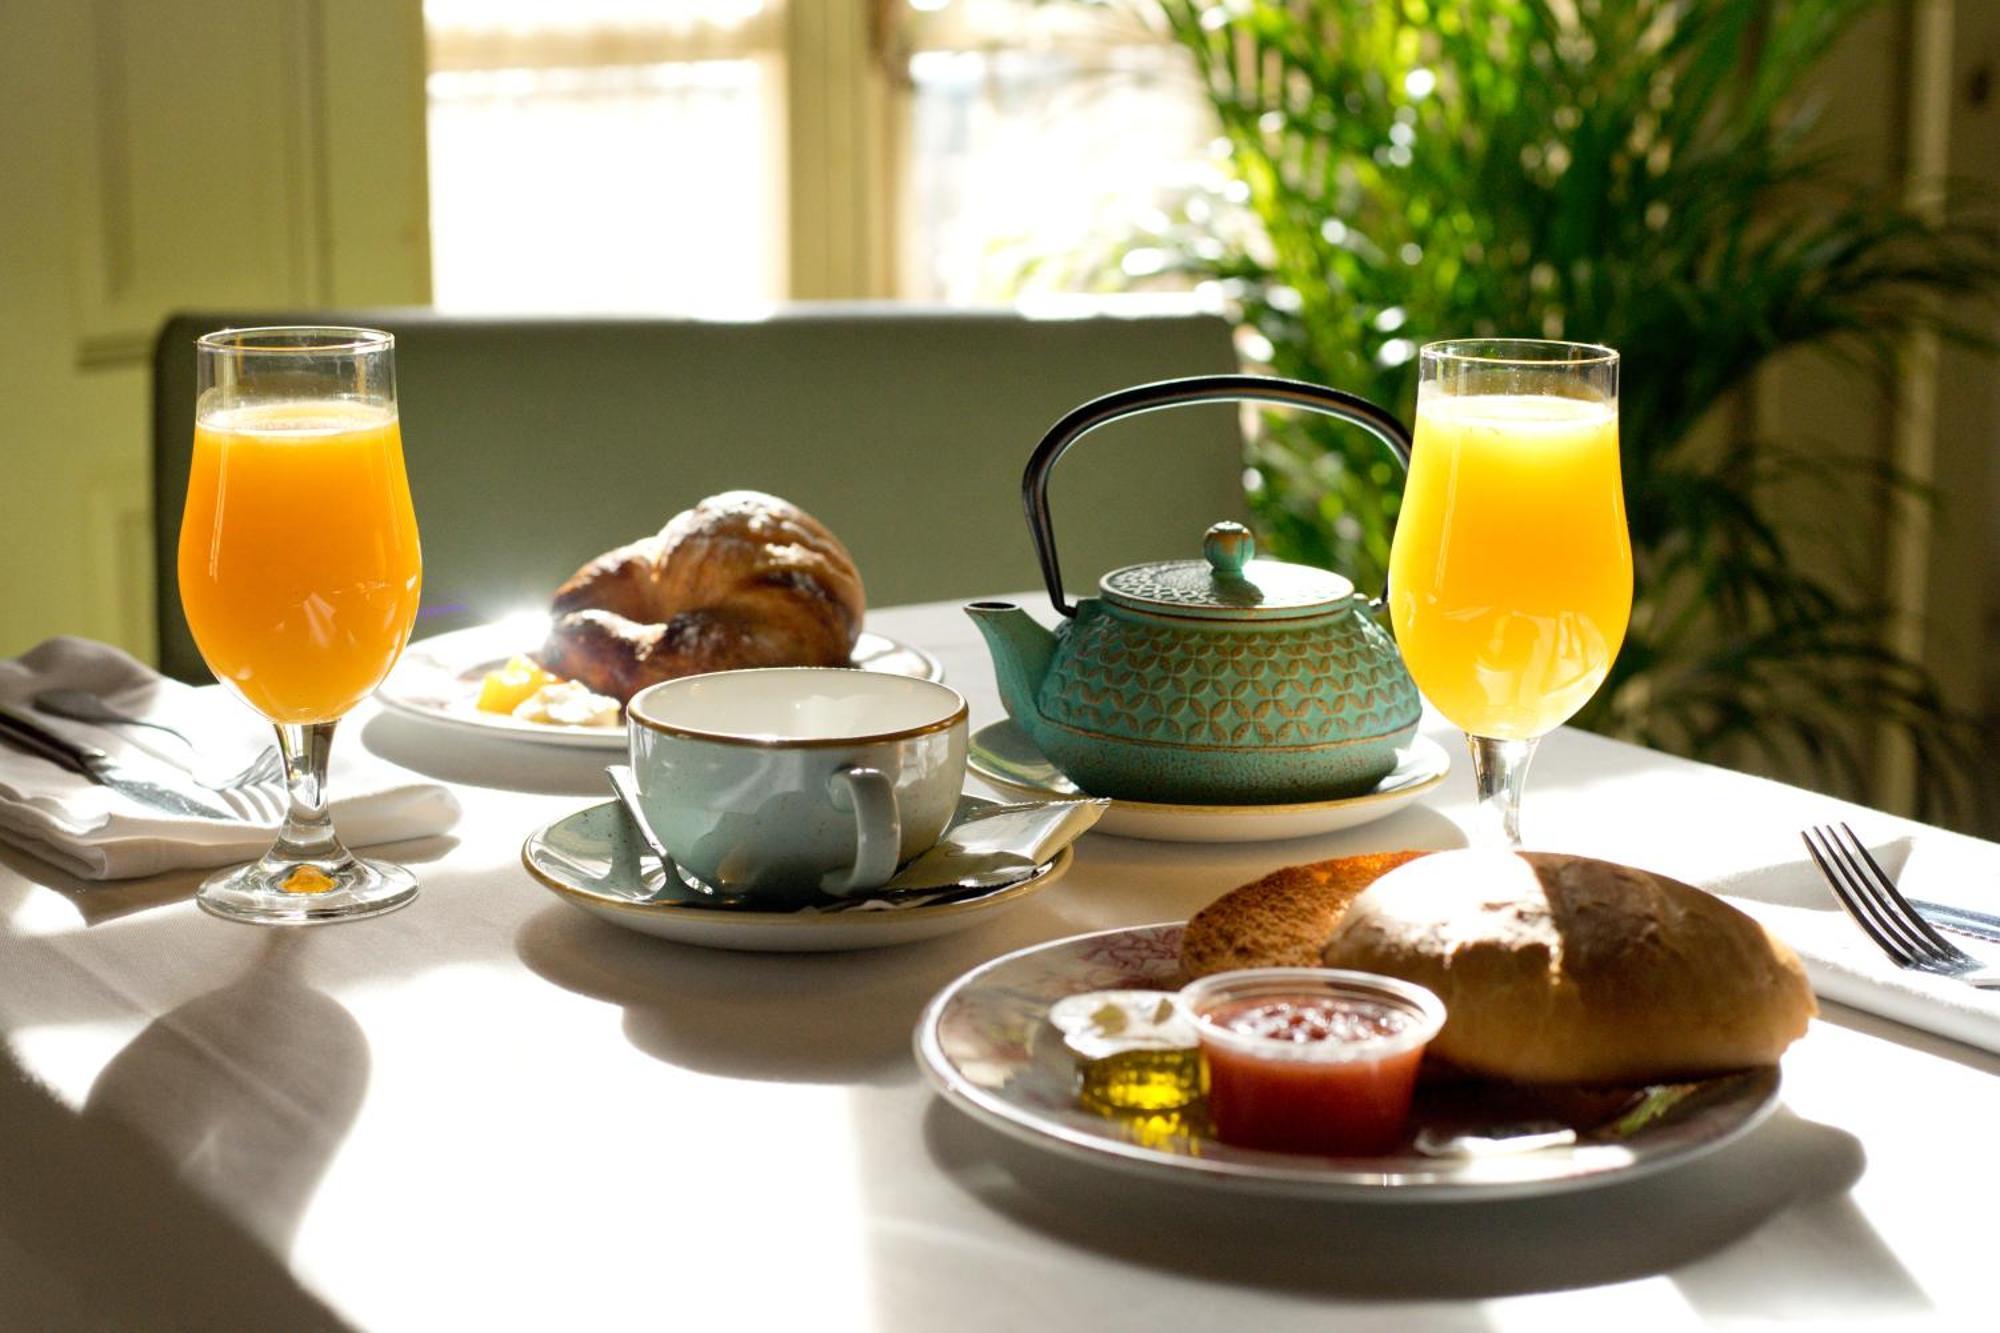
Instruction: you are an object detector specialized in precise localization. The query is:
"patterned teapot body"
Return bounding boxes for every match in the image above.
[969,374,1424,806]
[970,520,1420,804]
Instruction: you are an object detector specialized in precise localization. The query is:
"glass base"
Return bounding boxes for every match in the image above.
[196,852,417,925]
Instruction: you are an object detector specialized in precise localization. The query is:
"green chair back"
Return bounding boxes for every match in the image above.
[153,307,1245,681]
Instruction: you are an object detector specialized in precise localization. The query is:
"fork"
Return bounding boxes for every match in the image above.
[215,776,289,824]
[174,747,287,828]
[198,749,289,821]
[1801,823,2000,989]
[32,687,283,792]
[204,746,285,791]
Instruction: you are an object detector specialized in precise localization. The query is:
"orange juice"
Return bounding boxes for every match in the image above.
[178,402,421,724]
[1387,393,1631,740]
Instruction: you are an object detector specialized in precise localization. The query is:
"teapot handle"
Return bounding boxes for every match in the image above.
[1022,373,1413,617]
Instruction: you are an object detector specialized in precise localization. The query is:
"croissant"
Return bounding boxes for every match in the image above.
[537,491,866,704]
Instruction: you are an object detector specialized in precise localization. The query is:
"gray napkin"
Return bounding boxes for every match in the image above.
[818,796,1109,912]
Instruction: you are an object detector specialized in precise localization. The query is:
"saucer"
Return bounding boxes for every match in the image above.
[521,798,1073,952]
[966,721,1449,843]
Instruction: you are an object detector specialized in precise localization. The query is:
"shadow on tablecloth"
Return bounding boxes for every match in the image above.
[513,901,1022,1085]
[921,1099,1909,1306]
[79,931,370,1255]
[0,838,204,924]
[0,933,363,1330]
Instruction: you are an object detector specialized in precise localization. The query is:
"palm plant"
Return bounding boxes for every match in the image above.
[1073,0,1999,817]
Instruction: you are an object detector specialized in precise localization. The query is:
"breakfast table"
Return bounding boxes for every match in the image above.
[2,594,1996,1331]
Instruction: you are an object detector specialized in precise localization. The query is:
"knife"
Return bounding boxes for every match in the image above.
[0,704,236,820]
[1908,898,2000,947]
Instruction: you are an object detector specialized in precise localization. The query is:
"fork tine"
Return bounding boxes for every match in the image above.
[209,745,284,791]
[249,781,286,824]
[233,746,282,787]
[1830,822,1975,965]
[1815,825,1951,964]
[1803,827,1920,967]
[215,783,261,824]
[1814,825,1942,964]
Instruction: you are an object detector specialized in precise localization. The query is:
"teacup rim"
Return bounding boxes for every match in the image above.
[628,667,968,749]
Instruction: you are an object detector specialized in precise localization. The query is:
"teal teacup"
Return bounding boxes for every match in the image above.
[627,668,969,904]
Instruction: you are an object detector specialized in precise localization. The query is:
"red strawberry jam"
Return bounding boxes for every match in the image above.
[1181,969,1445,1156]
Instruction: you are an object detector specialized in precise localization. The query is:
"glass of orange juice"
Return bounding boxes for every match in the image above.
[179,327,423,923]
[1386,339,1629,846]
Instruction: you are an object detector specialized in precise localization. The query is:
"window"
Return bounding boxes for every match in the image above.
[422,0,1215,309]
[897,2,1215,302]
[425,0,786,312]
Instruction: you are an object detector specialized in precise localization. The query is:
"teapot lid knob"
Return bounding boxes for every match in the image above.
[1101,519,1351,617]
[1204,522,1254,577]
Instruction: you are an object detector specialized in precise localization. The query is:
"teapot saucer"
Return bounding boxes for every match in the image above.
[967,721,1448,843]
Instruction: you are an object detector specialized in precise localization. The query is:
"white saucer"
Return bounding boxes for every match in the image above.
[379,615,944,749]
[521,798,1072,952]
[966,720,1449,843]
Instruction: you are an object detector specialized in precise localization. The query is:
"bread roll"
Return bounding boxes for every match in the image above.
[1320,849,1814,1085]
[1179,851,1429,980]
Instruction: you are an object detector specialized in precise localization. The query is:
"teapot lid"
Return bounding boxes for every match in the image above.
[1099,522,1355,620]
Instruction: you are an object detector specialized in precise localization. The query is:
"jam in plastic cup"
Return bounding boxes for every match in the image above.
[1180,967,1447,1156]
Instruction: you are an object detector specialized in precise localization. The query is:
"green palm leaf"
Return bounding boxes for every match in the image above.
[1072,0,1998,819]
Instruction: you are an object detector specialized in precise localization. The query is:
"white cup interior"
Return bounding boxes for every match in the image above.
[630,668,964,743]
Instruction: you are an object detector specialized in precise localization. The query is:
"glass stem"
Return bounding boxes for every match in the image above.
[269,721,352,868]
[1467,734,1539,848]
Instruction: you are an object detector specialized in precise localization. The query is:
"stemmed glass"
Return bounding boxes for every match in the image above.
[1386,339,1630,846]
[178,328,423,922]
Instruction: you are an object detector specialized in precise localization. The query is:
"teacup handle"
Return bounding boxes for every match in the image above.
[823,766,902,895]
[1021,373,1412,617]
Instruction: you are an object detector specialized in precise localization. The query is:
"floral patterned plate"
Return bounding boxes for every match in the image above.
[914,923,1780,1201]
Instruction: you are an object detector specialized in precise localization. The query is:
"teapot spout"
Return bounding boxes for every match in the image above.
[965,601,1056,730]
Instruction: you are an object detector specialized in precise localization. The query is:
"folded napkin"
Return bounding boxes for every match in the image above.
[0,637,460,880]
[1705,834,2000,1055]
[813,795,1110,913]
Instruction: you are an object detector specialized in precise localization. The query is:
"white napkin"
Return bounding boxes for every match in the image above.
[1706,834,2000,1055]
[0,636,461,880]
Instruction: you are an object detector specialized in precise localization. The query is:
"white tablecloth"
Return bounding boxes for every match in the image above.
[1,597,1995,1331]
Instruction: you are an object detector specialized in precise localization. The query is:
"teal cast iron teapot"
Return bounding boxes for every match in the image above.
[967,374,1421,805]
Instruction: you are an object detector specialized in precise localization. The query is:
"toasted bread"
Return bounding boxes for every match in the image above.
[1178,850,1430,981]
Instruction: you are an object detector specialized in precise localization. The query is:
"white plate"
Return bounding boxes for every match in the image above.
[915,923,1781,1201]
[377,615,944,749]
[521,798,1071,952]
[966,720,1450,842]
